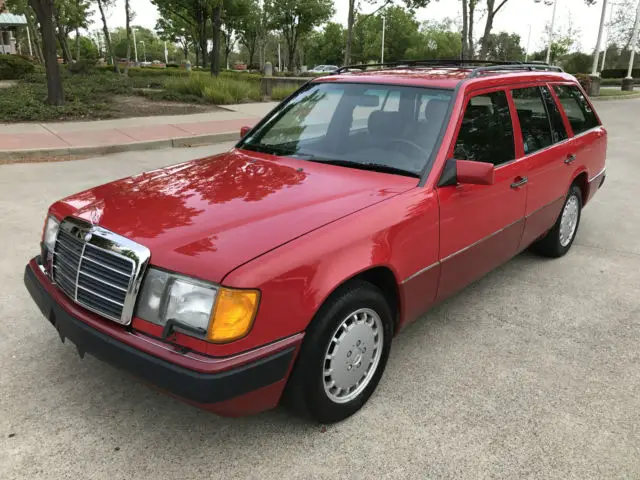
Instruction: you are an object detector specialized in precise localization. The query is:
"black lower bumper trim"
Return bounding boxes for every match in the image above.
[24,262,294,404]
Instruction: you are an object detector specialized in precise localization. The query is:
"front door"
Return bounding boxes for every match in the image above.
[436,88,528,301]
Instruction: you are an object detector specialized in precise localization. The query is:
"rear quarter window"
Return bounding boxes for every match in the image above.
[552,85,600,135]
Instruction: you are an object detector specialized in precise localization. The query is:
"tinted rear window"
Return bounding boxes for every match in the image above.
[553,85,600,134]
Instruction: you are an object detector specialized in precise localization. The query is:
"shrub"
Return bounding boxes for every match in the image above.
[67,59,98,75]
[166,63,180,68]
[0,55,35,80]
[270,86,298,101]
[601,68,640,79]
[573,73,592,92]
[164,75,261,104]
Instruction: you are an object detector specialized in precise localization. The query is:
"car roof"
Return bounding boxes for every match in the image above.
[312,66,577,90]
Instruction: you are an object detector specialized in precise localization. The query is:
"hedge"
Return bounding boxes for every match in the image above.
[0,55,35,80]
[601,68,640,79]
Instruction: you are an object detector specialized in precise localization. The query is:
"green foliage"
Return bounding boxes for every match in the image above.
[601,68,640,78]
[0,55,35,80]
[163,75,261,103]
[265,0,334,68]
[303,22,346,67]
[270,85,298,101]
[573,73,592,92]
[405,20,462,60]
[67,59,98,75]
[78,36,100,60]
[483,32,524,61]
[0,73,129,121]
[562,52,592,74]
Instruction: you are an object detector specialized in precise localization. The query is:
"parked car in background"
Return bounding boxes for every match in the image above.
[310,65,339,73]
[24,60,606,423]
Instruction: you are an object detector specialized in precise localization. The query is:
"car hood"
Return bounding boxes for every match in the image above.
[51,149,416,283]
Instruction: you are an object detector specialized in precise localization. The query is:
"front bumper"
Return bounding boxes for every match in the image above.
[24,257,300,413]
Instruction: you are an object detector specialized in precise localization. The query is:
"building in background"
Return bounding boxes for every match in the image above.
[0,0,27,55]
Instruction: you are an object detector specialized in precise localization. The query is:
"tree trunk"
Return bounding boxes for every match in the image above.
[198,6,207,69]
[344,0,355,65]
[29,0,64,105]
[97,0,119,72]
[210,4,222,76]
[468,0,476,58]
[124,0,131,75]
[288,44,295,73]
[461,0,469,59]
[75,27,80,61]
[27,14,44,62]
[195,46,200,68]
[479,0,509,59]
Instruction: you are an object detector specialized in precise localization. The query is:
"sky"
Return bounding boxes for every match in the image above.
[95,0,613,56]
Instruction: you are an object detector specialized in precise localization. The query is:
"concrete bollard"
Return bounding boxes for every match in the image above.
[622,77,634,91]
[588,75,601,97]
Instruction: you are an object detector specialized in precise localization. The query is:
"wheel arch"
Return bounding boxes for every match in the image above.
[571,171,589,205]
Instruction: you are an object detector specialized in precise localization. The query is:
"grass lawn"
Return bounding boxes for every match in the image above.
[0,69,266,123]
[596,88,640,97]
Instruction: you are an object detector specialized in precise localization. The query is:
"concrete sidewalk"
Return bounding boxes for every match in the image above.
[0,102,278,162]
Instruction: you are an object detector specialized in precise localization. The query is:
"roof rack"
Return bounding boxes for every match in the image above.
[333,59,564,77]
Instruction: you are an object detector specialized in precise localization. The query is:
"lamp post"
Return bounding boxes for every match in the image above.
[601,2,617,71]
[623,0,640,90]
[590,0,608,76]
[381,10,386,63]
[140,40,146,63]
[525,24,532,62]
[534,0,558,65]
[132,27,138,64]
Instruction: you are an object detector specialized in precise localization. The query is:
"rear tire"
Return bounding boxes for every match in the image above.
[284,281,393,423]
[531,184,582,258]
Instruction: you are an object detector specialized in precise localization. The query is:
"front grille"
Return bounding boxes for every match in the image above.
[51,218,148,325]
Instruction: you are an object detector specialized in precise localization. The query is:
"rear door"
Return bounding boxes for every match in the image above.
[551,84,607,203]
[508,84,574,249]
[436,88,527,301]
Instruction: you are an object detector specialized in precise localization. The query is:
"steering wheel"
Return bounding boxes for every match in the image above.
[385,138,431,158]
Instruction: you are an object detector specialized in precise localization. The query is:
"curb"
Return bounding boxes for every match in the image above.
[0,131,239,165]
[591,92,640,101]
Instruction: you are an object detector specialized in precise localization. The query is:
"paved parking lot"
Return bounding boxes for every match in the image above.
[1,99,639,479]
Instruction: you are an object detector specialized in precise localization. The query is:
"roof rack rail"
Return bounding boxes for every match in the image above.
[467,63,564,77]
[333,59,524,74]
[332,58,564,77]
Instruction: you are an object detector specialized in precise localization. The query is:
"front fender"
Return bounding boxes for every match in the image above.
[221,188,440,353]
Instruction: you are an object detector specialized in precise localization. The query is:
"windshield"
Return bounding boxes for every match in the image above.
[238,82,453,178]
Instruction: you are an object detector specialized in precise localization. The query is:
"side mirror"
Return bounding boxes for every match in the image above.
[240,126,252,138]
[438,159,495,187]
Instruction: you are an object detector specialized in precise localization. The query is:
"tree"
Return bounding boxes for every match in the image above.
[562,52,592,73]
[484,31,524,61]
[124,0,132,73]
[235,0,261,67]
[29,0,64,104]
[155,7,198,64]
[478,0,511,59]
[343,0,431,66]
[406,19,462,60]
[303,22,345,67]
[265,0,334,71]
[95,0,118,71]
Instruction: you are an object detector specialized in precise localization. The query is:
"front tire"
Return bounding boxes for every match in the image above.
[285,281,393,423]
[531,184,582,258]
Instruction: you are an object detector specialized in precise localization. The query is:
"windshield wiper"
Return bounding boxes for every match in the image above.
[305,158,420,178]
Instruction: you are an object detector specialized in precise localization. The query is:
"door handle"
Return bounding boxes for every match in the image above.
[511,176,528,188]
[565,154,576,164]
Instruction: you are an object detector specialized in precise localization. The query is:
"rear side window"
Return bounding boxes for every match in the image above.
[453,91,515,166]
[511,87,553,154]
[553,85,600,134]
[540,86,568,143]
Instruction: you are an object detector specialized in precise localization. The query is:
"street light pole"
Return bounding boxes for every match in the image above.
[132,27,138,64]
[626,0,640,79]
[525,24,532,62]
[381,11,386,63]
[545,0,558,64]
[140,41,146,63]
[591,0,608,76]
[601,2,616,71]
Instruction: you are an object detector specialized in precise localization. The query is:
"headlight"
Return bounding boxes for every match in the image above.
[136,268,259,343]
[43,216,60,251]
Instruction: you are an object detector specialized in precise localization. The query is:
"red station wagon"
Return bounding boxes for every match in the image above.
[24,61,607,423]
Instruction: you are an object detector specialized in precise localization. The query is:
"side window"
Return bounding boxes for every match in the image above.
[511,87,553,154]
[553,85,600,134]
[454,90,515,166]
[540,86,568,143]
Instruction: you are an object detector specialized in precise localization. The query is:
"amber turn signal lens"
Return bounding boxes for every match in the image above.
[207,288,260,343]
